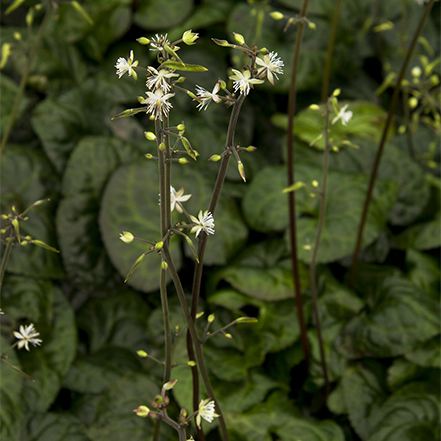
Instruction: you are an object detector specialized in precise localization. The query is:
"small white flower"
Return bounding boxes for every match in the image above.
[149,34,168,51]
[170,186,191,213]
[146,67,179,93]
[141,89,175,121]
[229,69,264,95]
[13,323,42,351]
[115,50,138,80]
[190,211,215,237]
[196,399,219,429]
[332,104,353,126]
[255,51,284,85]
[195,82,221,111]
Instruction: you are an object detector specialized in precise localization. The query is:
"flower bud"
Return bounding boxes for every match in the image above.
[208,314,215,323]
[411,66,422,77]
[233,32,245,45]
[270,11,284,20]
[235,317,258,324]
[134,405,150,417]
[179,158,189,164]
[155,241,163,251]
[187,360,196,366]
[209,154,222,162]
[309,104,320,110]
[238,161,246,182]
[163,379,178,390]
[246,146,256,152]
[145,153,154,159]
[409,97,418,109]
[137,350,148,357]
[332,88,341,97]
[182,30,199,45]
[144,131,156,140]
[308,21,317,30]
[225,333,233,339]
[177,123,185,131]
[13,32,21,41]
[161,261,168,271]
[120,231,134,243]
[159,142,166,151]
[312,180,319,187]
[137,37,151,45]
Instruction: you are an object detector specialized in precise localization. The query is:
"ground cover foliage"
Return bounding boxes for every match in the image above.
[0,0,440,440]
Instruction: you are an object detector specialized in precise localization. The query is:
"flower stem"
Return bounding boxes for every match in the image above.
[163,245,229,441]
[349,0,435,288]
[286,0,310,370]
[309,100,331,401]
[186,93,246,439]
[0,4,52,159]
[0,231,14,291]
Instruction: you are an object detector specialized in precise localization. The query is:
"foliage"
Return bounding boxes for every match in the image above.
[0,0,439,440]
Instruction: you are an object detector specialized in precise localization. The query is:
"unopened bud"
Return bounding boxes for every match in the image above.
[312,180,319,187]
[235,317,258,324]
[161,261,168,271]
[409,97,418,108]
[159,142,166,151]
[308,21,316,30]
[209,154,222,162]
[177,123,185,131]
[134,405,150,417]
[233,32,245,45]
[187,360,196,367]
[208,314,215,323]
[137,350,148,357]
[155,241,163,251]
[163,379,178,390]
[196,312,204,319]
[137,37,150,45]
[225,333,233,339]
[13,32,21,41]
[145,153,154,159]
[309,104,320,110]
[238,161,246,182]
[332,88,341,97]
[270,11,284,20]
[246,146,256,152]
[219,80,227,89]
[120,231,134,243]
[179,158,189,164]
[144,131,156,140]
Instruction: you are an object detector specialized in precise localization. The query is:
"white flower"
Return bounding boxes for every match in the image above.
[196,399,219,429]
[190,211,215,237]
[141,89,175,121]
[195,82,221,111]
[149,34,168,51]
[115,50,138,80]
[13,323,42,351]
[229,69,264,95]
[332,104,353,126]
[146,67,179,93]
[170,186,191,213]
[255,51,284,85]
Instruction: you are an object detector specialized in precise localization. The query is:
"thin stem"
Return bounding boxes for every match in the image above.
[156,119,172,384]
[163,245,229,441]
[349,0,435,288]
[0,4,52,159]
[320,0,343,102]
[309,101,331,401]
[0,231,14,291]
[286,0,310,369]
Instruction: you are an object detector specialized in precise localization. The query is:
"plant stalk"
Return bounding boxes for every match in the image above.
[349,0,435,287]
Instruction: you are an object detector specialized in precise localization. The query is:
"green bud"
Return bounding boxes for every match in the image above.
[11,218,20,242]
[308,21,317,30]
[13,32,21,41]
[144,131,156,140]
[246,146,256,152]
[212,38,232,48]
[282,181,305,193]
[196,311,204,319]
[373,21,394,33]
[137,350,148,357]
[312,180,319,187]
[182,30,199,45]
[161,261,168,271]
[187,361,196,367]
[179,158,189,164]
[332,88,341,97]
[163,379,178,390]
[120,231,134,243]
[233,32,245,45]
[133,405,150,417]
[32,240,59,253]
[155,241,163,251]
[26,7,34,28]
[225,333,233,339]
[0,229,5,234]
[137,37,151,45]
[209,154,222,162]
[145,153,153,159]
[1,214,7,220]
[177,76,186,83]
[238,161,246,182]
[411,66,422,77]
[21,240,29,246]
[409,97,418,109]
[159,142,166,151]
[309,104,320,110]
[208,314,215,323]
[0,43,11,69]
[235,317,258,324]
[270,11,284,20]
[177,123,185,131]
[219,79,227,89]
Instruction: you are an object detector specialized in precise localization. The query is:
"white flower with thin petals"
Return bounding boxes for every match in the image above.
[332,104,353,126]
[13,323,42,351]
[255,51,284,85]
[146,67,179,93]
[195,82,221,111]
[229,69,264,95]
[115,50,138,80]
[190,211,215,237]
[141,89,175,121]
[170,186,191,213]
[149,34,168,51]
[196,399,219,429]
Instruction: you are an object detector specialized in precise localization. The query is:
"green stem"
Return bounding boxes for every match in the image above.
[286,0,310,369]
[309,100,331,401]
[0,231,14,291]
[0,4,52,159]
[186,94,246,437]
[349,0,435,287]
[163,245,229,441]
[320,0,343,102]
